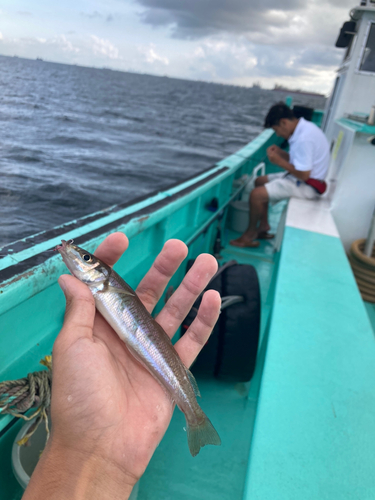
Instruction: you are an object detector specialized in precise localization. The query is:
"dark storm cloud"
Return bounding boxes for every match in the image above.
[326,0,356,7]
[137,0,305,38]
[135,0,350,86]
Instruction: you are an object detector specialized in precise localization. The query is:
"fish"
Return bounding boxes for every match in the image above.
[56,239,221,457]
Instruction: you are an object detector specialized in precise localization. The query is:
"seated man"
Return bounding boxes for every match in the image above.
[230,102,330,248]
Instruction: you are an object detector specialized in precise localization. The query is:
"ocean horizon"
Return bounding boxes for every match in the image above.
[0,54,325,247]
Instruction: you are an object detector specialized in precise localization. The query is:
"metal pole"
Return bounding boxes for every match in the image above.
[364,205,375,257]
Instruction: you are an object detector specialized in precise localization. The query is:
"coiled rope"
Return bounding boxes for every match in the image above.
[0,356,52,446]
[349,239,375,303]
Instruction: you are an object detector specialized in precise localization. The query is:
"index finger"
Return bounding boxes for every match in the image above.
[136,239,188,313]
[94,232,129,266]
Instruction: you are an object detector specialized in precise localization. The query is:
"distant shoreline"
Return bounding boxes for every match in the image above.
[272,84,325,99]
[0,53,327,95]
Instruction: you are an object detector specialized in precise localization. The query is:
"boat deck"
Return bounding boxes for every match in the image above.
[243,198,375,499]
[137,203,286,500]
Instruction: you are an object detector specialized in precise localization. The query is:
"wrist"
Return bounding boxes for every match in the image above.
[278,158,291,171]
[22,439,136,500]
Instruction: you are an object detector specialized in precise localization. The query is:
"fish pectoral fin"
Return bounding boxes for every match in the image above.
[187,368,201,398]
[102,285,135,296]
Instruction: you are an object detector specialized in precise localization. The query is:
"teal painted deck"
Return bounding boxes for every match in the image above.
[138,203,285,500]
[243,226,375,499]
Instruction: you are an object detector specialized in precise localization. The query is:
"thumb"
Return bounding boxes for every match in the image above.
[56,274,96,348]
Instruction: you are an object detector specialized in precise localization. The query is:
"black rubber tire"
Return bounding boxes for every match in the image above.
[215,264,261,382]
[181,261,261,382]
[181,261,223,376]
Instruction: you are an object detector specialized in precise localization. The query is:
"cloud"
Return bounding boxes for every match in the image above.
[294,46,342,68]
[134,0,351,91]
[0,34,122,64]
[187,38,257,79]
[91,35,119,59]
[137,0,306,39]
[137,0,351,48]
[58,35,80,54]
[80,11,102,19]
[17,11,33,17]
[80,11,115,22]
[1,0,351,93]
[0,34,80,55]
[138,43,169,65]
[175,29,342,93]
[325,0,355,7]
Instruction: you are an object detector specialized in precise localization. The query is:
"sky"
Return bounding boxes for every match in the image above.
[0,0,356,93]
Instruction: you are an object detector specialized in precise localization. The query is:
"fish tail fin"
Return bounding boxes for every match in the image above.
[186,413,221,457]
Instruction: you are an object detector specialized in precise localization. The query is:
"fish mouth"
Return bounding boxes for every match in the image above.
[55,239,74,252]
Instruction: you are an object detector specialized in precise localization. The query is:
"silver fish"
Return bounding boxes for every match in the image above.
[56,239,221,456]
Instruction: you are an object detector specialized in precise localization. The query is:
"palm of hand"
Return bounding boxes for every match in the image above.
[51,233,220,483]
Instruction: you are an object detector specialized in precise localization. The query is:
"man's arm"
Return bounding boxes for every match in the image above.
[267,145,290,162]
[267,148,310,181]
[274,158,311,181]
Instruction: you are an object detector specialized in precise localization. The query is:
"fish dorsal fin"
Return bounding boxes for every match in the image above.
[187,369,201,398]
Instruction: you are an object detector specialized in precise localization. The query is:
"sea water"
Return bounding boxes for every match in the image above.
[0,55,325,246]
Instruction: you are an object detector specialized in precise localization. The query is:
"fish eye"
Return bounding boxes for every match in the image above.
[83,254,91,262]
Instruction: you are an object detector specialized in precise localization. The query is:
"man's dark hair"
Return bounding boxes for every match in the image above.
[264,102,295,128]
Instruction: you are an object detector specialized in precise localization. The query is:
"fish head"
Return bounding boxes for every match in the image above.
[55,239,109,285]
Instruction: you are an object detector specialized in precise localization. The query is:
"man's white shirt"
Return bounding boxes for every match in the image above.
[288,117,330,180]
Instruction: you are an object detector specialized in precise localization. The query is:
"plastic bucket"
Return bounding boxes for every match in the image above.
[227,200,250,233]
[12,417,139,498]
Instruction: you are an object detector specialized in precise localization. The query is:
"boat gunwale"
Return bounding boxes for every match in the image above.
[0,130,276,279]
[0,162,223,256]
[0,167,230,284]
[0,128,279,318]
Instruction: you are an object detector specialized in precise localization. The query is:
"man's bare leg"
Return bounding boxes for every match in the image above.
[254,175,269,187]
[255,176,274,238]
[257,202,274,238]
[230,186,269,247]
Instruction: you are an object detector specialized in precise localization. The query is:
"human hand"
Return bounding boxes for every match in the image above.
[23,233,221,500]
[266,145,282,164]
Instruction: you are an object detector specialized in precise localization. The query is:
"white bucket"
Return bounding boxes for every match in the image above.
[227,200,250,233]
[12,417,139,498]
